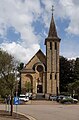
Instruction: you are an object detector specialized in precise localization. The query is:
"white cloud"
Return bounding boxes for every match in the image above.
[4,0,41,41]
[1,42,40,63]
[41,0,79,35]
[0,0,55,63]
[0,0,41,63]
[0,0,79,63]
[40,0,55,28]
[55,0,79,35]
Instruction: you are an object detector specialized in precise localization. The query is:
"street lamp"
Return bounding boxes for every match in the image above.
[14,69,20,97]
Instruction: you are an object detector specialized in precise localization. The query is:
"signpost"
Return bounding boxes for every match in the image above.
[14,97,19,105]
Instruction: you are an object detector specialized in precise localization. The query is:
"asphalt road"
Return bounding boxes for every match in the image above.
[0,103,79,120]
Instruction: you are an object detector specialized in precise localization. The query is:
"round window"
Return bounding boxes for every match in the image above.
[37,65,43,72]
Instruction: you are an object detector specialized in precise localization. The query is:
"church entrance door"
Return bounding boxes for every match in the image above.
[37,85,43,93]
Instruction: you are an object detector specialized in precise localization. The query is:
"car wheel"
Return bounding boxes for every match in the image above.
[74,101,77,104]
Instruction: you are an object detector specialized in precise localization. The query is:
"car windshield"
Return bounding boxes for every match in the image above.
[19,95,27,98]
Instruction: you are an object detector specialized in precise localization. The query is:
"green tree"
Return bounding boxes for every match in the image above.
[60,56,74,93]
[17,62,24,95]
[68,82,75,97]
[68,80,79,100]
[74,58,79,80]
[17,62,24,71]
[0,49,16,116]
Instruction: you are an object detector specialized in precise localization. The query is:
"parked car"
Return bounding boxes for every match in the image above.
[26,92,32,100]
[60,96,78,104]
[49,95,57,101]
[19,94,29,102]
[57,95,65,102]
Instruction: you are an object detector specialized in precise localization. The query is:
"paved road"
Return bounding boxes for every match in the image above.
[0,102,79,120]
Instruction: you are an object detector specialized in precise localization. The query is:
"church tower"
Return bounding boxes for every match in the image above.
[45,14,61,95]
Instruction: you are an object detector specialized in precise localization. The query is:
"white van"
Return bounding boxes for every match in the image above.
[19,94,29,102]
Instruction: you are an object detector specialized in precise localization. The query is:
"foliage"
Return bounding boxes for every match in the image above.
[60,56,72,92]
[0,49,17,115]
[17,62,24,95]
[68,80,79,99]
[60,56,79,99]
[67,58,79,99]
[74,58,79,80]
[17,62,24,71]
[0,49,15,96]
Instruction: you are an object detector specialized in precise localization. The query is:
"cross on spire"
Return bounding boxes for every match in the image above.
[51,5,54,16]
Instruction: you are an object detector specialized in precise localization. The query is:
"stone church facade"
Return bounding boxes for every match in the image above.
[21,14,61,95]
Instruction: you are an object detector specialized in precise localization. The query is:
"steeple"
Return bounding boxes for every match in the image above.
[45,7,61,95]
[48,14,58,38]
[45,6,61,45]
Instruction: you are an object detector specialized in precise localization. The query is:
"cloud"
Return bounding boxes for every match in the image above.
[0,0,79,63]
[0,0,55,63]
[1,42,40,63]
[0,0,42,40]
[55,0,79,35]
[0,0,41,63]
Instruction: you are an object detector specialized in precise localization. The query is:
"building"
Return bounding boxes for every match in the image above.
[21,13,61,96]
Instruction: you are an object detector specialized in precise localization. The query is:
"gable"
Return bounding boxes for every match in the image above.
[25,49,46,69]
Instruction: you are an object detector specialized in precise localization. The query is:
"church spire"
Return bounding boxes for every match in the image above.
[48,6,58,38]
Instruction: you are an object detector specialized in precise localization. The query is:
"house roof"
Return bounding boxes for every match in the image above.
[25,49,46,67]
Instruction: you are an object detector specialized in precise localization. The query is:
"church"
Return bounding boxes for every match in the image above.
[21,13,61,96]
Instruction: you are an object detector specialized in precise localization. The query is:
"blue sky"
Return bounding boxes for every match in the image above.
[0,0,79,63]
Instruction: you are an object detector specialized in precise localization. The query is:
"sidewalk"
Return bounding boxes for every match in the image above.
[0,110,28,120]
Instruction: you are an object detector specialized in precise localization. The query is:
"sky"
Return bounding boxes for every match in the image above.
[0,0,79,63]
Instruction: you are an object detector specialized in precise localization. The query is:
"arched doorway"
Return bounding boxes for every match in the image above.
[36,64,44,93]
[25,74,33,93]
[37,85,43,93]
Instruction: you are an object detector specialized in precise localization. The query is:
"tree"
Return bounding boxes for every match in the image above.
[68,80,79,100]
[17,62,24,71]
[17,62,24,95]
[69,58,79,100]
[60,58,79,99]
[74,58,79,80]
[60,56,72,92]
[68,82,75,97]
[0,49,16,116]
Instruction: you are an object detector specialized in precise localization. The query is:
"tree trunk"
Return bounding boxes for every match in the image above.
[10,90,13,116]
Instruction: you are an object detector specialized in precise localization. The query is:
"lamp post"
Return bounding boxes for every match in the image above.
[14,68,20,118]
[15,69,20,97]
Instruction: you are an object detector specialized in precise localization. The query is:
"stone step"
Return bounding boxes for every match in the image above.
[36,93,45,100]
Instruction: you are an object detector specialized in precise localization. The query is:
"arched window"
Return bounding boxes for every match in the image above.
[50,42,52,50]
[50,73,52,79]
[55,42,57,50]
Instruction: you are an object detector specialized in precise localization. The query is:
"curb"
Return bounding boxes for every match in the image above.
[17,112,37,120]
[25,114,37,120]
